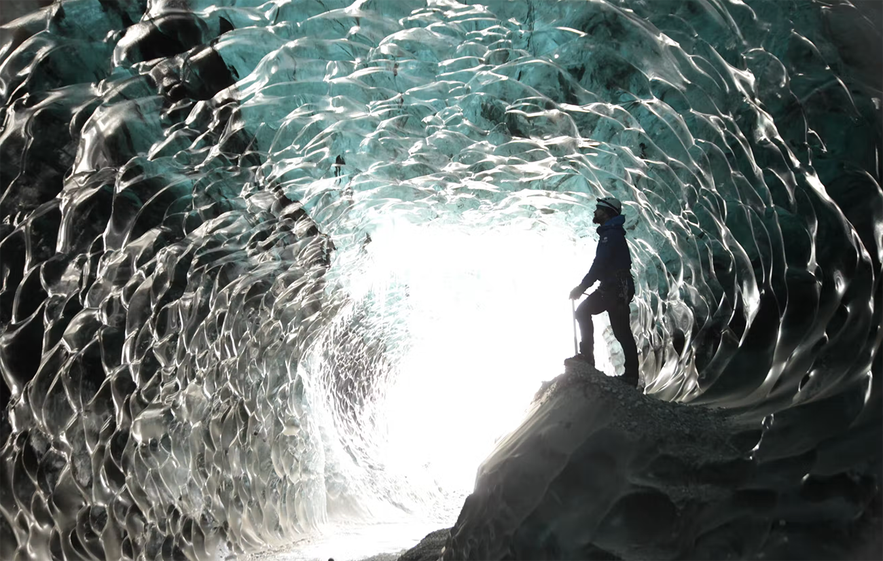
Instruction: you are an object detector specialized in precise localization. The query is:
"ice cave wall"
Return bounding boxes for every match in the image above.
[0,0,880,559]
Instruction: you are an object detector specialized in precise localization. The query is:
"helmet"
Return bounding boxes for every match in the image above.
[596,196,622,216]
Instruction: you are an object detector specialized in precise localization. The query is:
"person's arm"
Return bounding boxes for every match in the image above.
[580,235,613,288]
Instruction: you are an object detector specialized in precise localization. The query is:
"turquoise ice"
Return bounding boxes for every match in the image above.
[0,0,880,559]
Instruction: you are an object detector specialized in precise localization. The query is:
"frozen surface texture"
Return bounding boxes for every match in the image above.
[0,0,880,559]
[443,363,880,560]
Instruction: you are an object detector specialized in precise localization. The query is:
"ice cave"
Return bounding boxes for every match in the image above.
[0,0,881,559]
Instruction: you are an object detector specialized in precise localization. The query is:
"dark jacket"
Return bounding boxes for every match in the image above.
[581,214,632,290]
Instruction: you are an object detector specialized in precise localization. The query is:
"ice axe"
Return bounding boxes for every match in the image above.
[571,298,579,355]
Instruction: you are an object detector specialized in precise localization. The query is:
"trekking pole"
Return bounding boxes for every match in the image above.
[571,298,579,355]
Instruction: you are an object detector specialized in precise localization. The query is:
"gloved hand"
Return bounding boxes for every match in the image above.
[569,285,587,300]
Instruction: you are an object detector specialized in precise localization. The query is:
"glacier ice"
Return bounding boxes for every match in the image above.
[442,361,879,559]
[0,0,880,559]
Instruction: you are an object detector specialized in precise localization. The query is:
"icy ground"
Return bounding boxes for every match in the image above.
[413,362,879,560]
[245,520,436,561]
[258,356,881,560]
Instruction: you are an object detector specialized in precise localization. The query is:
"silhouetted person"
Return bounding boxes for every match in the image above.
[568,197,640,388]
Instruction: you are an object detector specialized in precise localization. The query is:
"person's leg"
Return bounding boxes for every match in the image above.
[575,291,606,361]
[608,300,639,386]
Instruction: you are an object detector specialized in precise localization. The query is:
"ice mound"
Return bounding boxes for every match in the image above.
[0,0,881,559]
[446,365,740,559]
[436,363,880,559]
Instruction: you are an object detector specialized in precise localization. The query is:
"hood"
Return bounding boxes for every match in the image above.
[597,213,626,233]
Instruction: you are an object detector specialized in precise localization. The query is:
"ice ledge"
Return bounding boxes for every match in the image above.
[398,364,879,561]
[438,363,745,560]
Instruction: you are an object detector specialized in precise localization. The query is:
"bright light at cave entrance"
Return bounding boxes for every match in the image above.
[348,216,613,496]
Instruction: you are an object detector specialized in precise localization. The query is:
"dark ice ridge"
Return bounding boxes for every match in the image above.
[398,363,881,559]
[0,0,881,559]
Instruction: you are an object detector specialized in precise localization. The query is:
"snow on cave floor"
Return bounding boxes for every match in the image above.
[246,519,442,561]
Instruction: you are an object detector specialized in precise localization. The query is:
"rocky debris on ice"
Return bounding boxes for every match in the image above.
[297,358,876,561]
[399,362,757,560]
[350,529,451,561]
[396,529,451,561]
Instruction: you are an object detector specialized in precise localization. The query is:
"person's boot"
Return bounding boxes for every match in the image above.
[579,342,595,366]
[565,354,594,366]
[618,367,639,388]
[565,343,595,366]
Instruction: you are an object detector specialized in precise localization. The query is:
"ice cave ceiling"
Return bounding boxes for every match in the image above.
[0,0,880,559]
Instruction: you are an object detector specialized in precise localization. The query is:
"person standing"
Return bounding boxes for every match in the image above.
[568,197,640,388]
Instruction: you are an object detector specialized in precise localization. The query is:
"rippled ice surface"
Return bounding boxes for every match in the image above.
[0,0,880,559]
